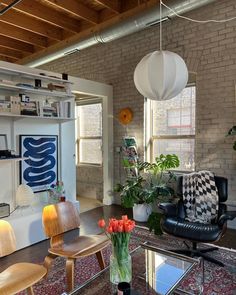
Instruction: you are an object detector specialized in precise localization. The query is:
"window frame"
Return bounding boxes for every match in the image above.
[75,98,103,167]
[145,83,196,172]
[167,107,192,128]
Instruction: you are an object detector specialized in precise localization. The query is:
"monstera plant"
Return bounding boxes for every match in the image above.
[115,154,180,223]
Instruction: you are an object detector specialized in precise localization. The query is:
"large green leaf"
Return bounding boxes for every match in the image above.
[147,212,163,235]
[116,153,179,208]
[227,126,236,136]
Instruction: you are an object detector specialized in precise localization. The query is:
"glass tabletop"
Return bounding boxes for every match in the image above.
[66,243,201,295]
[143,244,200,295]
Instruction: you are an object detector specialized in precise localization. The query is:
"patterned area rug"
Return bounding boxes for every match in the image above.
[18,226,236,295]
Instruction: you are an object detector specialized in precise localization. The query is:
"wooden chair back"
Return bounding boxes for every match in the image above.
[0,220,16,257]
[42,201,80,238]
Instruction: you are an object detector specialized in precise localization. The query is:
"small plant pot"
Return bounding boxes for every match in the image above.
[133,203,152,222]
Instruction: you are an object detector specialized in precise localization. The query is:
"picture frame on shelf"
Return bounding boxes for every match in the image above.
[20,134,58,192]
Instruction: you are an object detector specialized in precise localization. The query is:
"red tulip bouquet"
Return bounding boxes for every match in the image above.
[98,215,135,284]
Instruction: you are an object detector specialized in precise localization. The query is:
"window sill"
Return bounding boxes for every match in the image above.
[76,163,103,168]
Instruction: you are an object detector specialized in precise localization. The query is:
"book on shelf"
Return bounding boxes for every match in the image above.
[21,101,38,116]
[0,79,15,86]
[47,83,66,93]
[0,99,11,113]
[0,95,72,119]
[59,101,71,118]
[39,100,59,118]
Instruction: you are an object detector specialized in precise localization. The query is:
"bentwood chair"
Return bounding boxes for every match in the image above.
[160,176,235,266]
[0,220,47,295]
[42,201,110,292]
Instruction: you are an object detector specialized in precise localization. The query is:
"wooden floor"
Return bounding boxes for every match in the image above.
[1,204,236,272]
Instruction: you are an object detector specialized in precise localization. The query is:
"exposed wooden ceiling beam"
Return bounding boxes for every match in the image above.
[121,0,143,11]
[95,0,121,14]
[0,36,35,53]
[0,55,17,63]
[0,4,63,41]
[0,46,24,59]
[1,0,82,33]
[0,23,48,47]
[18,0,158,65]
[45,0,99,24]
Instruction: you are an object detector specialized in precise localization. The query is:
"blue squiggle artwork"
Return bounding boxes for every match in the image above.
[20,135,58,192]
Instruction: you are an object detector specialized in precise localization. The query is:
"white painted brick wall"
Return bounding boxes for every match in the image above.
[40,0,236,204]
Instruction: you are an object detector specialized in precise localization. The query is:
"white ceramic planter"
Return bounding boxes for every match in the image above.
[133,203,152,222]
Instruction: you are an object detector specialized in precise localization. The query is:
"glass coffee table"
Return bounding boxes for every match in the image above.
[65,242,203,295]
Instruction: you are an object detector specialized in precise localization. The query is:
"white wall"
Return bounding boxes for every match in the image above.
[0,61,113,249]
[0,61,76,249]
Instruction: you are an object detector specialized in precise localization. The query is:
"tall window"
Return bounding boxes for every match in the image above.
[146,86,196,171]
[76,101,102,165]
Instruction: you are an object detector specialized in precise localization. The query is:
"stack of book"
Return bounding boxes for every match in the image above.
[40,101,71,118]
[47,83,66,92]
[0,99,11,113]
[21,101,38,116]
[42,106,58,117]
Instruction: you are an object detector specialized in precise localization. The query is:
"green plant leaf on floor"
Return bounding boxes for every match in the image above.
[147,212,163,236]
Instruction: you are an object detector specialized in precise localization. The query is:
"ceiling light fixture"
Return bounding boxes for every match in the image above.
[134,0,188,101]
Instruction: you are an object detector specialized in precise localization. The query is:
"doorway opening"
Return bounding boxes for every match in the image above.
[75,93,103,212]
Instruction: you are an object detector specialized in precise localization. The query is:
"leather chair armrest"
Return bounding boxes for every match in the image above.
[218,213,235,227]
[159,203,177,216]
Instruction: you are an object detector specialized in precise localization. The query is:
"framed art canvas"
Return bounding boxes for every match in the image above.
[20,135,58,192]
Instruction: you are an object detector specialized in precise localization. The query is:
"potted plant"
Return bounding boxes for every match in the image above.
[115,154,180,223]
[115,162,152,222]
[144,154,180,234]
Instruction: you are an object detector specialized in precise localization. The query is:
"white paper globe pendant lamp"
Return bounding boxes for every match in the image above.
[134,1,188,101]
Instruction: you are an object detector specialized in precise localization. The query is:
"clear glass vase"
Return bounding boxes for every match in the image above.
[110,245,132,284]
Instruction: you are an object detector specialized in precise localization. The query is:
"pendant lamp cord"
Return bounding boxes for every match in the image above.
[160,0,162,51]
[162,0,236,23]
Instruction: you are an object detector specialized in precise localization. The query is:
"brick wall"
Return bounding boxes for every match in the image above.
[40,0,236,202]
[76,166,103,201]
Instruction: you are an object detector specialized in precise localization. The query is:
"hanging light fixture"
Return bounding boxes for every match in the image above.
[134,0,188,101]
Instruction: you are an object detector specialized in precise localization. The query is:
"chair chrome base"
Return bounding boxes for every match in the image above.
[169,241,224,267]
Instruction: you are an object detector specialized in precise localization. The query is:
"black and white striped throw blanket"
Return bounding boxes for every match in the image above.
[183,171,219,224]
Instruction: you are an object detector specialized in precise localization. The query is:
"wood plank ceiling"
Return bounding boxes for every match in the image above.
[0,0,158,65]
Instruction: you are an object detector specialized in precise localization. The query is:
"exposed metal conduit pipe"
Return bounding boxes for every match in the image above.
[27,0,216,67]
[0,0,22,15]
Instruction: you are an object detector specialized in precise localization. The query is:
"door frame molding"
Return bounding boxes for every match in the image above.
[71,76,113,205]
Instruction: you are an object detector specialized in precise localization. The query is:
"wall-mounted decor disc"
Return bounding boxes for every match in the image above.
[118,108,133,125]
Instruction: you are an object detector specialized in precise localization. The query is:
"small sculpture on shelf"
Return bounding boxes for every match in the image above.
[16,184,35,207]
[48,181,65,203]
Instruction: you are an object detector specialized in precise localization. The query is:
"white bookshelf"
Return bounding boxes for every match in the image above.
[0,112,75,122]
[0,63,75,215]
[0,66,72,85]
[0,65,75,121]
[0,157,28,162]
[0,83,74,99]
